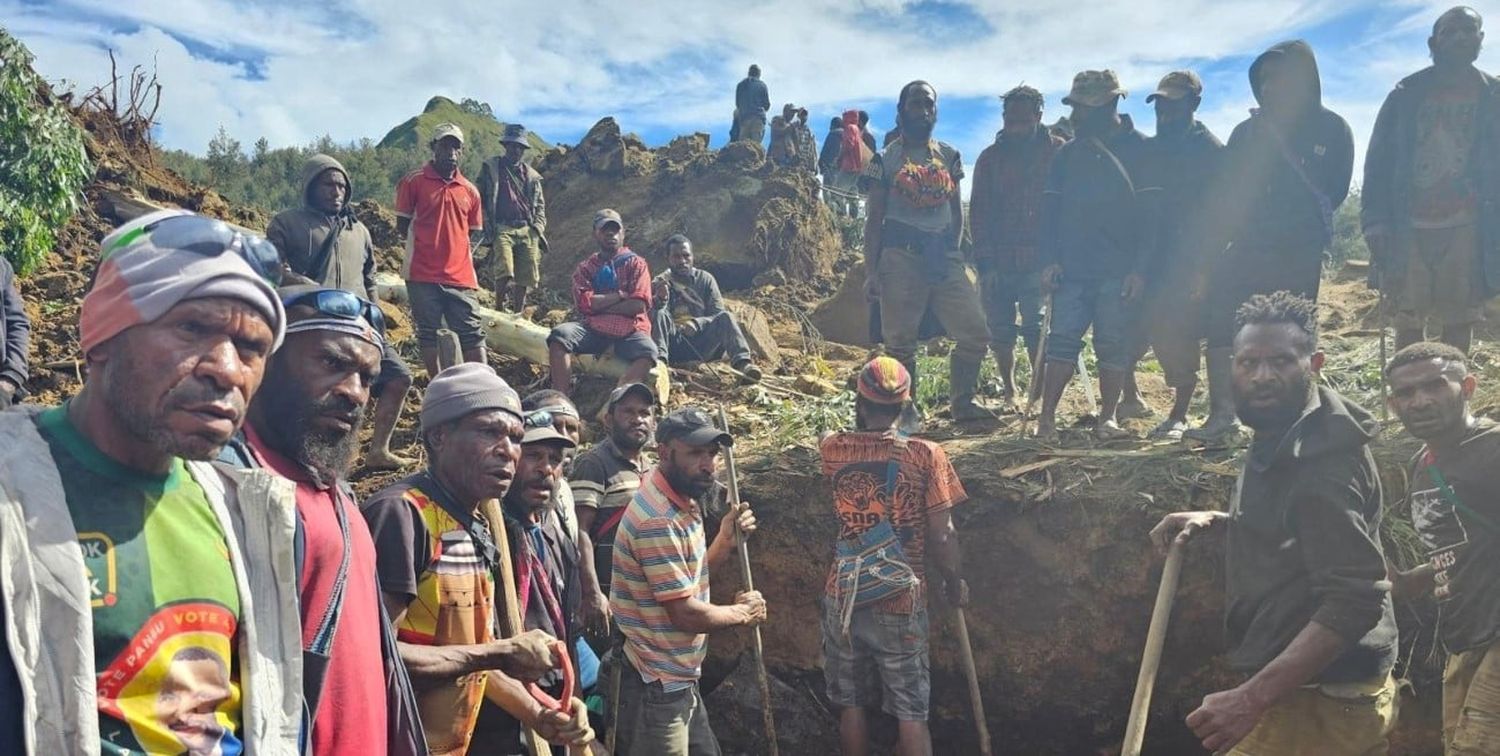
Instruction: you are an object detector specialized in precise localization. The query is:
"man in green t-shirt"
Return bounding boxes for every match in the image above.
[0,209,304,754]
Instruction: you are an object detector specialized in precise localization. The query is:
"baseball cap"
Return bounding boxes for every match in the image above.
[1062,70,1127,108]
[1146,71,1203,103]
[656,407,733,447]
[594,208,624,230]
[500,123,530,147]
[521,409,578,447]
[431,122,465,146]
[605,382,655,412]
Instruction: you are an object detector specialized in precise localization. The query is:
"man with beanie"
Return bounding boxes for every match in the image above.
[479,124,548,314]
[362,363,590,755]
[269,153,415,470]
[396,122,487,379]
[1190,40,1354,443]
[0,209,303,753]
[818,356,969,756]
[0,253,29,410]
[220,285,423,755]
[610,407,764,755]
[547,209,658,395]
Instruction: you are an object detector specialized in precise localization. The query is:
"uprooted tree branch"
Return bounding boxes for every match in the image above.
[80,49,161,154]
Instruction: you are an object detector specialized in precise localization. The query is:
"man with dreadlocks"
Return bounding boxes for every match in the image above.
[970,85,1066,410]
[1151,292,1397,754]
[863,80,993,422]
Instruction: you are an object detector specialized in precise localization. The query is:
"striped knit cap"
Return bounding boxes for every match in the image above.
[856,356,911,404]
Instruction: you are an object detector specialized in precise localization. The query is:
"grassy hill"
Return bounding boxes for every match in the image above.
[378,95,550,158]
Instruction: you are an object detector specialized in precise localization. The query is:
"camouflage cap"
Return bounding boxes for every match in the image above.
[1062,70,1127,108]
[1146,70,1203,103]
[593,208,624,230]
[500,123,530,147]
[430,122,465,146]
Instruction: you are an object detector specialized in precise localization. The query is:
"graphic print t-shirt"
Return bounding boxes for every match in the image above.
[35,406,243,756]
[819,431,965,613]
[1409,419,1500,652]
[1411,82,1481,228]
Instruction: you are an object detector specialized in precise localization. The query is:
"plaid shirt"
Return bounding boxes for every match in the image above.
[571,248,654,338]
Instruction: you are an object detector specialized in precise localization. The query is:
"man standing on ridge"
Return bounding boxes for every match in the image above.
[1152,293,1397,754]
[1364,6,1500,355]
[863,80,993,422]
[396,122,487,379]
[479,124,548,315]
[547,209,658,395]
[1189,40,1354,443]
[268,153,415,469]
[734,65,771,146]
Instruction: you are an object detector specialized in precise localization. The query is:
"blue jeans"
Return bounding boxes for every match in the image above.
[980,269,1043,355]
[1045,276,1138,372]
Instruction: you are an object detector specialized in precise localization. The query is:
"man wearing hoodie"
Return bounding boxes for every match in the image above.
[1152,292,1397,755]
[1364,7,1500,355]
[1188,41,1355,444]
[268,154,415,470]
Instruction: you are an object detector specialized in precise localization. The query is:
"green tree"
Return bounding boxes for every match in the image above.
[1328,189,1368,267]
[205,125,246,187]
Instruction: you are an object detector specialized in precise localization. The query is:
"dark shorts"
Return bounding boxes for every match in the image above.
[1133,281,1204,389]
[373,341,413,396]
[821,600,931,721]
[548,322,658,362]
[979,268,1044,351]
[1206,244,1322,349]
[1045,276,1137,372]
[407,281,484,349]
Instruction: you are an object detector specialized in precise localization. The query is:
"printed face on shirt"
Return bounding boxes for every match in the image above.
[594,221,623,254]
[155,647,231,755]
[1388,357,1474,442]
[98,297,274,462]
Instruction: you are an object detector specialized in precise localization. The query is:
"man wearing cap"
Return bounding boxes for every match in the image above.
[970,85,1066,410]
[0,209,303,753]
[863,80,994,422]
[221,284,423,755]
[571,382,656,634]
[396,122,487,378]
[793,107,820,174]
[651,234,763,382]
[1365,7,1500,356]
[268,153,415,470]
[734,64,770,146]
[1122,71,1226,439]
[769,103,799,168]
[362,363,588,755]
[522,389,585,542]
[1036,69,1163,442]
[1191,40,1354,443]
[0,252,29,411]
[818,357,969,756]
[479,124,548,314]
[611,407,764,755]
[547,209,658,395]
[470,407,598,754]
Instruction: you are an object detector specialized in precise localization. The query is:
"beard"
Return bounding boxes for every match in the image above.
[663,461,715,501]
[611,424,648,452]
[105,347,246,461]
[1235,373,1313,432]
[258,371,365,478]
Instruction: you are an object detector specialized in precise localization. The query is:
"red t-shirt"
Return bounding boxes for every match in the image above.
[246,427,389,756]
[396,163,483,289]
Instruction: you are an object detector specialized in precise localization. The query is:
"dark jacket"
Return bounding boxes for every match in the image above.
[1226,386,1397,683]
[266,155,379,301]
[0,256,29,398]
[1362,65,1500,294]
[477,156,547,240]
[1214,41,1354,256]
[971,126,1066,274]
[653,267,726,330]
[1148,119,1225,282]
[819,128,842,176]
[735,76,770,121]
[1039,113,1162,281]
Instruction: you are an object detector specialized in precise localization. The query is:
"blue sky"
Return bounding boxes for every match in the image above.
[6,0,1499,196]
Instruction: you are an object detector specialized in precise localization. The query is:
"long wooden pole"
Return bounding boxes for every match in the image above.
[953,608,992,755]
[1121,541,1186,756]
[717,406,779,756]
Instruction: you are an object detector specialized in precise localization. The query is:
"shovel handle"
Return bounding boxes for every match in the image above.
[1121,541,1186,756]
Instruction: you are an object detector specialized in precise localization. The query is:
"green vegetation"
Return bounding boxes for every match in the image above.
[0,30,91,275]
[159,95,548,214]
[1328,189,1369,267]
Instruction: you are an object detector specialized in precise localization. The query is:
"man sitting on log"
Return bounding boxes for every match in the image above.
[650,234,762,382]
[547,209,659,396]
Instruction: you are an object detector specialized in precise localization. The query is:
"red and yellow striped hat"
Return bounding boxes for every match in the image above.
[857,356,911,405]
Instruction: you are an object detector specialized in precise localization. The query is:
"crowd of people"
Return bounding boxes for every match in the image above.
[1,5,1500,756]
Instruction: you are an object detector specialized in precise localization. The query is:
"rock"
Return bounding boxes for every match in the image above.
[810,262,875,346]
[724,300,781,363]
[752,268,788,288]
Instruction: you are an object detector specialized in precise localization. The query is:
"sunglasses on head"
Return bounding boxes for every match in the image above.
[524,410,554,430]
[107,214,284,286]
[282,288,386,334]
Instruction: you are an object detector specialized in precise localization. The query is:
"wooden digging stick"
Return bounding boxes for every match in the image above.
[953,608,993,756]
[1027,292,1053,416]
[1121,540,1186,756]
[717,406,779,756]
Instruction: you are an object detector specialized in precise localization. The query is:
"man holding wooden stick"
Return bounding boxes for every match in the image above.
[362,364,591,754]
[819,356,970,756]
[610,407,765,755]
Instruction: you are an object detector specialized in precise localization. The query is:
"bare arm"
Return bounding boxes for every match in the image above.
[661,595,758,634]
[926,508,963,598]
[863,183,888,276]
[383,592,556,682]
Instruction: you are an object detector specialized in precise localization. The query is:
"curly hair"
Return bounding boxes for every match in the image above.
[1002,85,1044,111]
[1234,291,1319,353]
[1385,341,1469,377]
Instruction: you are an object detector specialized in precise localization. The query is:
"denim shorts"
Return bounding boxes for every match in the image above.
[407,281,484,349]
[547,322,659,362]
[1044,276,1137,372]
[821,599,931,721]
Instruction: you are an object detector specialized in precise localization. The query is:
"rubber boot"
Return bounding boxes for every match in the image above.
[1183,346,1241,443]
[949,355,995,421]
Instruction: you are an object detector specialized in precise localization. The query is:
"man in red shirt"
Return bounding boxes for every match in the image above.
[546,208,658,394]
[396,122,486,378]
[226,285,424,755]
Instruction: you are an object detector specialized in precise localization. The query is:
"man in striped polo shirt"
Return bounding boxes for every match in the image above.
[610,408,766,755]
